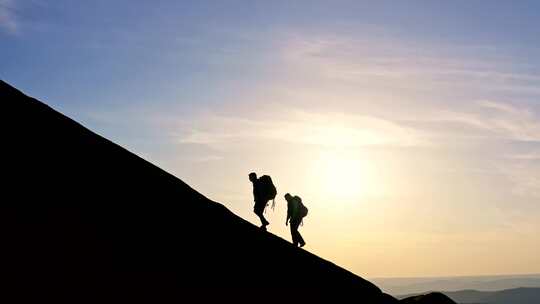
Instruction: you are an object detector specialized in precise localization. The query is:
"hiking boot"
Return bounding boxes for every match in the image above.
[263,219,270,226]
[299,241,306,248]
[260,224,267,231]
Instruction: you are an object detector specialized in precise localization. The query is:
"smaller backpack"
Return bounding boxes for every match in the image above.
[259,175,277,209]
[295,196,308,219]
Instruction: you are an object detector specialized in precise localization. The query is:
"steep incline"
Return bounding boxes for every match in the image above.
[2,80,396,303]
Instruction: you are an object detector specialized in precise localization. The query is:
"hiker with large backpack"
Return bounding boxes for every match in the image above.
[249,172,277,230]
[284,193,307,248]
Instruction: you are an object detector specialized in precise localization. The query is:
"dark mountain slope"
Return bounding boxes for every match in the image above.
[1,80,397,303]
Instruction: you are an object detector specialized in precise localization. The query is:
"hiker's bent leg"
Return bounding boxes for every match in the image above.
[290,224,298,246]
[297,230,305,246]
[293,220,304,247]
[254,202,269,226]
[294,221,305,246]
[259,213,269,226]
[291,220,302,246]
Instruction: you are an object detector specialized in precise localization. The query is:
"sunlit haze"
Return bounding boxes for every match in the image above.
[2,1,540,278]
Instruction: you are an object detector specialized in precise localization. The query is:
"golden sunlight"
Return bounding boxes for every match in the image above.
[310,150,382,201]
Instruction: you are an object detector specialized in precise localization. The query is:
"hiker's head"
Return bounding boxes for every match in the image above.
[248,172,257,182]
[284,193,292,201]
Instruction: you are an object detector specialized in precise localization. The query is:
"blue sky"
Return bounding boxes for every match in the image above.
[3,1,540,107]
[2,1,540,277]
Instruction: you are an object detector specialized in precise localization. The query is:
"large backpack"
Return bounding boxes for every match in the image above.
[295,196,308,220]
[259,175,277,209]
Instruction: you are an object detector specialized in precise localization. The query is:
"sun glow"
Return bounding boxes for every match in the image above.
[311,150,382,201]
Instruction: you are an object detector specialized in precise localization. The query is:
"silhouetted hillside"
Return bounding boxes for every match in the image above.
[1,80,397,303]
[401,292,456,304]
[444,287,540,304]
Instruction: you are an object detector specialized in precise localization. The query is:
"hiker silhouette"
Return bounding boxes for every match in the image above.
[285,193,307,248]
[249,172,276,230]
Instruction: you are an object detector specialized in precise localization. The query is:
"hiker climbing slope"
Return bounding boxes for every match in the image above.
[285,193,308,247]
[249,172,277,230]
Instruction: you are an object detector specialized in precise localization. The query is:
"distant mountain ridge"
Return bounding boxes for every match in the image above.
[375,275,540,295]
[444,287,540,304]
[399,287,540,304]
[401,292,457,304]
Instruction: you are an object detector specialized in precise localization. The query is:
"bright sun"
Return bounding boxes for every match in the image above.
[311,151,373,200]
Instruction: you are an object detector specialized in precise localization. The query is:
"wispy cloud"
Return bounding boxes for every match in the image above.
[179,109,424,149]
[435,100,540,142]
[0,0,18,34]
[278,33,540,95]
[500,162,540,199]
[506,152,540,160]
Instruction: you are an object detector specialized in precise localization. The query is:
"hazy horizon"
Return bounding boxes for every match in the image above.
[371,273,540,296]
[2,0,540,278]
[371,273,540,280]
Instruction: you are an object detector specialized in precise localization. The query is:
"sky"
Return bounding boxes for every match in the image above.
[2,0,540,278]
